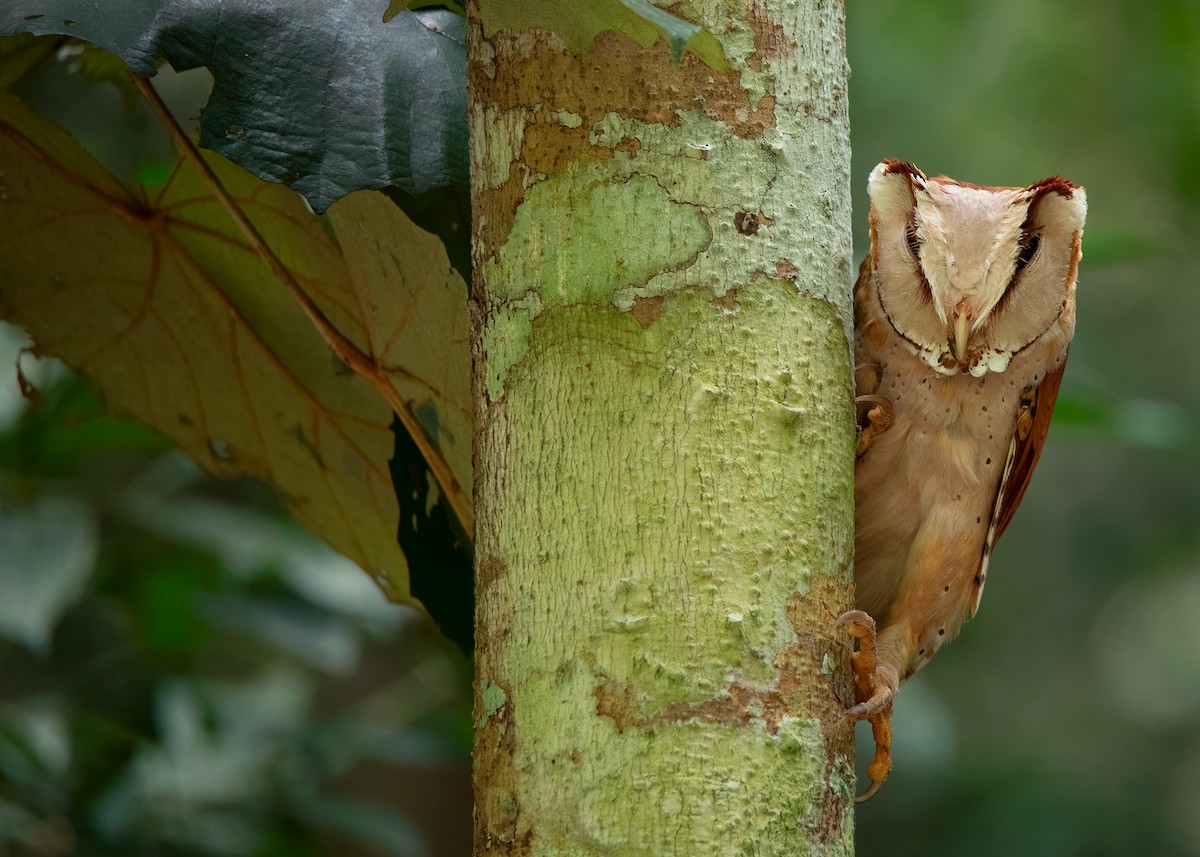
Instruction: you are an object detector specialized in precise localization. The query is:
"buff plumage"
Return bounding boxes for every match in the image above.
[841,161,1086,801]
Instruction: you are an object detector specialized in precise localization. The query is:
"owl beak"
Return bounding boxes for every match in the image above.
[953,311,971,363]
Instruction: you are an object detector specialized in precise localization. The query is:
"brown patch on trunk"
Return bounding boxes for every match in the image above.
[585,582,854,846]
[471,159,526,266]
[485,31,776,138]
[775,259,798,280]
[475,553,509,590]
[593,677,640,733]
[745,0,795,71]
[590,600,850,737]
[629,295,666,328]
[737,92,776,137]
[523,121,606,178]
[470,21,787,256]
[614,136,643,157]
[710,291,740,313]
[735,210,760,235]
[787,585,856,846]
[473,678,534,855]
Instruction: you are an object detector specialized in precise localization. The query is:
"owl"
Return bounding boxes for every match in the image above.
[839,160,1086,801]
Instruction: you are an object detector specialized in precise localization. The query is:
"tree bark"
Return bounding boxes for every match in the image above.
[468,1,856,853]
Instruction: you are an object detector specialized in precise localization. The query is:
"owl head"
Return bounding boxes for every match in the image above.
[866,160,1087,377]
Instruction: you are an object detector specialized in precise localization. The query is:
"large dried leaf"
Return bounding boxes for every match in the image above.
[1,2,467,211]
[0,95,472,603]
[325,193,472,501]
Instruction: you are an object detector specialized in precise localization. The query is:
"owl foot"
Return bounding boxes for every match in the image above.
[835,609,897,802]
[855,395,894,457]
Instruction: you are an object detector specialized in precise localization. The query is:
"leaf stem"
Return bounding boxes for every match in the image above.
[132,73,474,540]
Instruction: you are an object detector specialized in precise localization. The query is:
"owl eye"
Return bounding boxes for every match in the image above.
[905,220,922,263]
[994,231,1043,314]
[1013,232,1041,276]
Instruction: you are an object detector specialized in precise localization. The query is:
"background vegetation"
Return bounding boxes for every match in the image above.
[1,0,1197,855]
[850,1,1200,854]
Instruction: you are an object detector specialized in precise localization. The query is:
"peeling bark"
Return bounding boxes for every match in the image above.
[469,1,856,853]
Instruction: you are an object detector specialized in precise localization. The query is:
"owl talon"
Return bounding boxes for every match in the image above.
[855,394,894,457]
[836,608,896,802]
[855,777,887,804]
[844,701,873,722]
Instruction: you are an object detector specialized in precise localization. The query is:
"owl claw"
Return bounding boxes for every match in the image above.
[855,777,886,804]
[835,608,896,802]
[855,394,894,457]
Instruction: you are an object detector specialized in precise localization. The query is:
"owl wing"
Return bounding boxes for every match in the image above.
[970,354,1068,617]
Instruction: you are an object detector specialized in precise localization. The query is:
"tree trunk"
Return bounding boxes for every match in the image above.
[468,1,856,853]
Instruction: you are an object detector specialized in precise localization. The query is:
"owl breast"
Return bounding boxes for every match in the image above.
[852,327,1045,652]
[842,160,1083,799]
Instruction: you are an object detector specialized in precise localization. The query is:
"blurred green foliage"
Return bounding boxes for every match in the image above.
[0,346,472,857]
[2,0,1200,854]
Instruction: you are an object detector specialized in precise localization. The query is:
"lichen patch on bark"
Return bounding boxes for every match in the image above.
[485,172,711,306]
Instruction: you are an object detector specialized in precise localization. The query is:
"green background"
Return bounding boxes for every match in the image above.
[850,1,1200,854]
[1,0,1199,854]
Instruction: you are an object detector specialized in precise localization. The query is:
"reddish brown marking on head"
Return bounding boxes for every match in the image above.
[880,159,926,182]
[1024,175,1080,200]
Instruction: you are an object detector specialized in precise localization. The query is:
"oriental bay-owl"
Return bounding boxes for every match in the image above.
[840,160,1086,801]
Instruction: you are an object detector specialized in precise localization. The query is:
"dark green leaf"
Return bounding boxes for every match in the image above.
[0,34,61,89]
[1,3,468,211]
[618,0,698,64]
[384,0,466,21]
